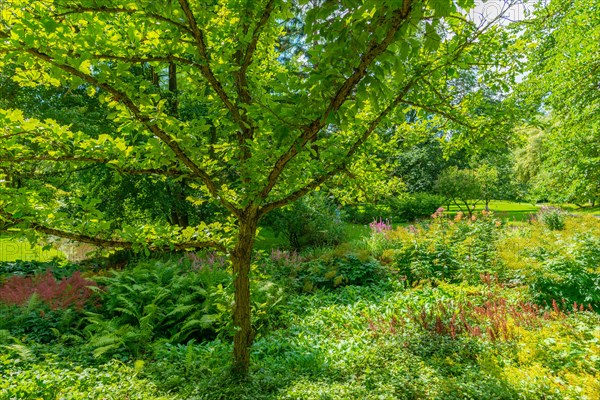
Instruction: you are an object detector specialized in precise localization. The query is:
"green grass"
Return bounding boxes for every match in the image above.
[559,204,600,216]
[0,235,64,262]
[443,200,539,221]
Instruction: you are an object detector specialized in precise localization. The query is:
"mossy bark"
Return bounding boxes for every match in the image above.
[231,209,258,375]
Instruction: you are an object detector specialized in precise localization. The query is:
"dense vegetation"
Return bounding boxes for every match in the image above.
[0,0,599,397]
[2,211,599,398]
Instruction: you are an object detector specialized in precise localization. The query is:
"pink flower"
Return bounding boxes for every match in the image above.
[369,218,392,233]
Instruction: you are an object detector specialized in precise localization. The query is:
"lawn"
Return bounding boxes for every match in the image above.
[443,200,539,221]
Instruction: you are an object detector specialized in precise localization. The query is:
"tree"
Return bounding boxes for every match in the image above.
[0,0,518,373]
[434,166,481,216]
[475,163,499,211]
[514,0,600,205]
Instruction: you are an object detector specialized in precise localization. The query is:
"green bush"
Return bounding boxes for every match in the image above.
[530,234,600,310]
[85,258,283,358]
[0,259,81,280]
[0,270,99,343]
[265,249,386,292]
[388,193,445,222]
[265,192,345,250]
[0,298,89,343]
[342,193,444,224]
[84,260,232,358]
[342,203,392,224]
[537,205,566,230]
[381,212,502,285]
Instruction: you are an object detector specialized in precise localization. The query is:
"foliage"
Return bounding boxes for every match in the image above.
[514,0,600,204]
[263,192,345,250]
[0,259,80,279]
[0,268,98,343]
[139,283,600,399]
[0,298,88,344]
[0,0,524,371]
[84,259,283,358]
[0,350,172,400]
[537,205,566,230]
[393,138,451,193]
[84,260,231,358]
[388,192,445,222]
[2,215,600,398]
[342,203,392,225]
[434,166,482,216]
[475,163,500,209]
[530,234,600,311]
[0,269,97,309]
[366,210,502,285]
[263,248,386,293]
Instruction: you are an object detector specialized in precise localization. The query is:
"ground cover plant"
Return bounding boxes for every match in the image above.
[1,212,599,399]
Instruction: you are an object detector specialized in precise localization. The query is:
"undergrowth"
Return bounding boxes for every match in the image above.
[1,213,599,399]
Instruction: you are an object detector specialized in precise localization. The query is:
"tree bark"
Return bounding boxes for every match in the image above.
[231,208,259,375]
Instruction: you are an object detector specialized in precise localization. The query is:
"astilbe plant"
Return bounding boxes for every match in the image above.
[181,251,228,271]
[270,249,304,266]
[369,218,392,233]
[537,206,566,230]
[0,270,98,310]
[367,296,585,342]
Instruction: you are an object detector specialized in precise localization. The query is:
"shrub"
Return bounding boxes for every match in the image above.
[264,192,345,250]
[0,270,98,310]
[342,203,392,224]
[264,249,386,292]
[368,211,504,285]
[537,205,566,230]
[530,234,600,311]
[0,271,99,343]
[388,193,445,222]
[0,300,88,343]
[0,259,81,280]
[84,259,283,358]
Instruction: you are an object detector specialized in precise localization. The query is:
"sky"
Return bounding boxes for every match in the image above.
[470,0,536,25]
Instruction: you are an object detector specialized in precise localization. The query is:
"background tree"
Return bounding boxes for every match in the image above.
[513,0,600,206]
[0,0,519,373]
[434,166,481,216]
[475,163,499,211]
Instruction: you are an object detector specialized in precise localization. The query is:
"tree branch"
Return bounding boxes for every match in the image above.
[177,0,247,131]
[21,46,239,217]
[0,210,227,253]
[0,130,39,140]
[0,155,187,177]
[400,99,475,129]
[55,6,194,36]
[257,0,415,202]
[260,79,416,215]
[234,0,276,104]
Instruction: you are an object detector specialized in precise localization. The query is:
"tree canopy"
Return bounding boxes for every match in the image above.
[0,0,520,373]
[514,0,600,204]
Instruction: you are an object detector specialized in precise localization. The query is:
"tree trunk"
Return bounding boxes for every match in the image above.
[231,209,259,375]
